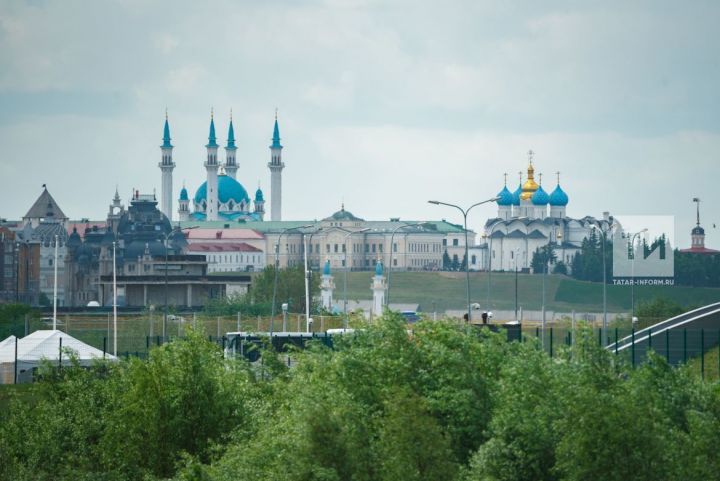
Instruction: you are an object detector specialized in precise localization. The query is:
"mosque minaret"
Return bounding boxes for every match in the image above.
[162,110,274,223]
[268,111,284,221]
[158,112,175,220]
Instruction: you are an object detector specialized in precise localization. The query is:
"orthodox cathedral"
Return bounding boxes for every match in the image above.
[159,111,285,223]
[481,151,613,273]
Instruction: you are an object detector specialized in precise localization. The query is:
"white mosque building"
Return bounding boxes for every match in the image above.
[159,111,284,223]
[474,151,614,273]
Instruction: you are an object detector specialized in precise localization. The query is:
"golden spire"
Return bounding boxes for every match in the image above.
[520,150,539,200]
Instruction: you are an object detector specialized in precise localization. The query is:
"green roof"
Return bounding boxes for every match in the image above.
[178,219,471,234]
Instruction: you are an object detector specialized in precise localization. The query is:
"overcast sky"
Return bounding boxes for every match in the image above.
[1,0,718,248]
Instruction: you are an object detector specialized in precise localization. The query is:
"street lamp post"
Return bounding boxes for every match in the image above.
[387,223,426,307]
[428,197,499,324]
[15,242,20,303]
[591,223,616,346]
[343,228,371,328]
[514,248,519,322]
[485,222,503,314]
[53,235,58,330]
[630,229,648,322]
[271,225,312,335]
[112,240,117,356]
[541,232,561,346]
[303,227,322,332]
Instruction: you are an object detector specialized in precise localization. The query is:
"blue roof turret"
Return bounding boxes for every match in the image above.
[162,116,172,148]
[549,185,568,206]
[271,116,282,149]
[227,118,236,149]
[194,175,250,205]
[206,112,218,148]
[532,185,550,205]
[496,186,513,206]
[375,259,383,276]
[255,187,264,202]
[512,184,522,206]
[179,187,189,201]
[323,259,331,275]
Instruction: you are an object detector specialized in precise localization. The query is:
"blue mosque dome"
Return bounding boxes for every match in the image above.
[549,184,569,206]
[255,187,264,202]
[512,184,522,206]
[531,185,550,205]
[179,187,189,201]
[496,186,513,206]
[194,174,250,206]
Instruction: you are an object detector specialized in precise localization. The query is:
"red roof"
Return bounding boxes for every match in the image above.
[186,242,263,253]
[183,228,264,240]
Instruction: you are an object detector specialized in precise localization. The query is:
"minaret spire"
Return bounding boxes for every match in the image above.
[205,110,219,221]
[694,197,701,226]
[268,110,285,221]
[225,109,238,179]
[159,111,175,220]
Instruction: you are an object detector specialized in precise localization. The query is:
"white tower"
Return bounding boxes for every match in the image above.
[268,112,285,221]
[320,259,335,311]
[371,259,386,318]
[178,184,190,221]
[159,113,175,220]
[225,113,238,179]
[254,184,266,221]
[205,111,219,221]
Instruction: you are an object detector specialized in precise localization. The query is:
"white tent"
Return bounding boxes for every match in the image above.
[0,335,18,384]
[0,330,117,384]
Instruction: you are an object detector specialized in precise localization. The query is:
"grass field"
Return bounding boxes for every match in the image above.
[338,271,720,313]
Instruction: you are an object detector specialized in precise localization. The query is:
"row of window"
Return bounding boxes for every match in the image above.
[207,254,260,263]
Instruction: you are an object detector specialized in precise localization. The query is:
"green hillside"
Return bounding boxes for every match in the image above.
[337,271,720,313]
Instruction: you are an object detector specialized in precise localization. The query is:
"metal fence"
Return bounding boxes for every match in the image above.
[522,326,720,380]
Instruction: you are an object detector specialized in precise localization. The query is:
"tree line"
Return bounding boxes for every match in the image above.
[2,316,720,481]
[531,231,720,287]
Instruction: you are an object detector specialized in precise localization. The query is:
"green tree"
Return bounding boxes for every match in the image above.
[442,250,452,270]
[249,264,320,314]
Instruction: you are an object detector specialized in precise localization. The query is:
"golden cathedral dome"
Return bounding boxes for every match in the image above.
[520,161,539,200]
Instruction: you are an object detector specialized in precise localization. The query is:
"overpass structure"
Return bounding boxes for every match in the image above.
[607,302,720,365]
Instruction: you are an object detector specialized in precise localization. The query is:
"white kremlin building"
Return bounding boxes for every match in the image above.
[471,151,614,273]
